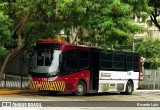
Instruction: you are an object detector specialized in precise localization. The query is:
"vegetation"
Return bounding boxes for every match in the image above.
[148,0,160,30]
[135,38,160,69]
[0,2,12,56]
[58,0,142,47]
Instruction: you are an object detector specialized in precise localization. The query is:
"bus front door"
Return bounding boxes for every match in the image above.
[90,52,100,92]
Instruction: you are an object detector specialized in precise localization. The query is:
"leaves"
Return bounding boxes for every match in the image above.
[0,2,12,56]
[0,0,152,57]
[58,0,144,48]
[0,46,7,57]
[135,38,160,68]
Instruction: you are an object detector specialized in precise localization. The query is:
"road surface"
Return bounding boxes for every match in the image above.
[0,90,160,110]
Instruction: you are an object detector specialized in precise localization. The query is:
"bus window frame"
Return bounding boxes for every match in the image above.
[63,50,78,75]
[100,52,113,70]
[78,50,90,71]
[113,52,125,71]
[100,51,140,72]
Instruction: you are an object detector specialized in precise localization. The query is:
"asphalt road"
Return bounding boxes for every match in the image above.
[0,90,160,110]
[1,90,160,101]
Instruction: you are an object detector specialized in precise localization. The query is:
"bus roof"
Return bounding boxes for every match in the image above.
[37,39,140,55]
[61,44,91,51]
[37,39,91,51]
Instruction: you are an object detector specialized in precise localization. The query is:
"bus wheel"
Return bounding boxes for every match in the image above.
[73,81,86,96]
[47,91,59,96]
[125,81,133,95]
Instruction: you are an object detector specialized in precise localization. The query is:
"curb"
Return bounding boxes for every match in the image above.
[0,90,37,95]
[135,89,160,92]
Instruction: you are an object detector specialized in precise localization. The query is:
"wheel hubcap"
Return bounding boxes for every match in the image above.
[128,85,132,93]
[77,85,83,93]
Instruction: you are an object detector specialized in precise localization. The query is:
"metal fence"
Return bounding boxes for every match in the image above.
[140,69,160,89]
[0,53,30,89]
[0,75,29,88]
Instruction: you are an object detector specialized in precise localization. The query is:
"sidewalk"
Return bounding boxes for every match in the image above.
[0,88,160,95]
[135,89,160,92]
[0,88,37,95]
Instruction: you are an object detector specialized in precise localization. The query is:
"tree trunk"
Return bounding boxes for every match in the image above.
[70,27,79,44]
[150,9,160,31]
[0,14,29,81]
[0,46,23,81]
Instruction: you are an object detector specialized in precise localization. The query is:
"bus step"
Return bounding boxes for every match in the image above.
[89,90,98,93]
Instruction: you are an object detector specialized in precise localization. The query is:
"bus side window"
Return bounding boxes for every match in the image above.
[133,55,139,72]
[126,55,133,71]
[78,51,89,70]
[126,54,139,72]
[100,52,113,70]
[113,53,125,70]
[66,55,78,74]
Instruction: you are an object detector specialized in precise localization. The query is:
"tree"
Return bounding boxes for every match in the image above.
[58,0,142,48]
[148,0,160,30]
[123,0,160,31]
[0,2,12,57]
[0,0,62,80]
[0,0,147,80]
[135,38,160,69]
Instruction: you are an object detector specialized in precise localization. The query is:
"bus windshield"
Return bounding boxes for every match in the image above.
[32,49,62,75]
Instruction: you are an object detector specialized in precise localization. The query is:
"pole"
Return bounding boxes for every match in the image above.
[20,53,23,88]
[153,70,156,90]
[133,39,135,52]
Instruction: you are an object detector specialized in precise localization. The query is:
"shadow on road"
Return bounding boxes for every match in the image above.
[22,91,123,97]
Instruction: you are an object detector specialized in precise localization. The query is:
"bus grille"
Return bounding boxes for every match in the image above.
[28,81,65,92]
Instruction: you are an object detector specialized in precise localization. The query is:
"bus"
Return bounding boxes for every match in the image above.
[28,39,142,96]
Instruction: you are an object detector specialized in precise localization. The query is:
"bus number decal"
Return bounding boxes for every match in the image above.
[127,71,132,76]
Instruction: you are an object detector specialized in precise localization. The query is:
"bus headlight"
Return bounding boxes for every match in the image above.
[48,77,57,81]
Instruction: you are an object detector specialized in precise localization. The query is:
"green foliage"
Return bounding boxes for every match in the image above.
[3,0,61,47]
[0,2,12,56]
[148,0,160,8]
[148,0,160,30]
[135,38,160,68]
[58,0,142,49]
[0,0,150,57]
[0,47,7,57]
[126,0,151,12]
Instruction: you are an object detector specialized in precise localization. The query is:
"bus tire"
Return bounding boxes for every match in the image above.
[125,81,133,95]
[47,91,59,96]
[73,81,86,96]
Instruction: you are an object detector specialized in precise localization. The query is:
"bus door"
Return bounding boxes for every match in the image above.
[90,51,100,91]
[62,50,78,92]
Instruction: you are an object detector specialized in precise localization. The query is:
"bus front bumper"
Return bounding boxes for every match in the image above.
[28,80,65,92]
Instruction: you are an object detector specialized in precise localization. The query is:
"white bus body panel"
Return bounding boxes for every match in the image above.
[98,70,139,93]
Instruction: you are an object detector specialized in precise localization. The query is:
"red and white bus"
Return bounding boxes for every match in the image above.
[28,39,142,96]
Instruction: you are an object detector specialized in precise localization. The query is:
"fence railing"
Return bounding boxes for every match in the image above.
[0,74,29,89]
[140,69,160,89]
[0,53,30,89]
